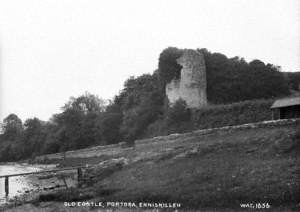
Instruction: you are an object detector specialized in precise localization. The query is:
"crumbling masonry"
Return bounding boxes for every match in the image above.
[166,49,207,108]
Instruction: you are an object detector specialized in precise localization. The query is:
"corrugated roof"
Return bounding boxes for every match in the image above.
[271,97,300,109]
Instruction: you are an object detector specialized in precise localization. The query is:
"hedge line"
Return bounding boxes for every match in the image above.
[144,99,275,138]
[193,99,274,129]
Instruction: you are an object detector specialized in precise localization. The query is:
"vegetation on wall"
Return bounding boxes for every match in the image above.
[193,99,274,129]
[143,99,274,137]
[285,72,300,91]
[157,47,183,89]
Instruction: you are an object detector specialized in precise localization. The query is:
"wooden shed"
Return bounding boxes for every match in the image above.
[271,97,300,119]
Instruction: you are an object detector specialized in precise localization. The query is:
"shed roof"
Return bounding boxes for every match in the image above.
[271,97,300,109]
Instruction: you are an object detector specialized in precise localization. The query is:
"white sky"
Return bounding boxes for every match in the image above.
[0,0,299,121]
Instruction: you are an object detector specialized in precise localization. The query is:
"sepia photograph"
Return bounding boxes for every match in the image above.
[0,0,299,211]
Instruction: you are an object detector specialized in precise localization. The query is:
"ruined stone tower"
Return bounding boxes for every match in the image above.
[165,49,207,108]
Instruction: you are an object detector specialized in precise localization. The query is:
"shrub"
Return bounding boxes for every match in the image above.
[158,47,183,88]
[143,99,274,138]
[96,113,123,145]
[193,99,273,129]
[165,99,191,124]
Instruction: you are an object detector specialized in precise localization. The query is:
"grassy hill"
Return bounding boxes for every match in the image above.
[91,121,300,210]
[11,119,298,211]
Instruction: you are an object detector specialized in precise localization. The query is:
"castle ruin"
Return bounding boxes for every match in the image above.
[166,49,207,108]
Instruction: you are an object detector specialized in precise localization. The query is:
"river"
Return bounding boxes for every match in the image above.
[0,163,76,205]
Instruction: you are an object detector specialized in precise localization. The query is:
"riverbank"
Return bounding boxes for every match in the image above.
[0,164,78,208]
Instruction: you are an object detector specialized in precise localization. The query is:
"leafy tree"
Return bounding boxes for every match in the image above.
[198,48,290,104]
[51,92,107,150]
[120,74,163,110]
[115,74,164,142]
[63,92,106,113]
[80,112,99,147]
[96,113,123,145]
[54,109,84,150]
[106,96,123,113]
[0,145,15,161]
[42,121,64,154]
[2,114,23,140]
[286,72,300,91]
[121,102,162,143]
[157,47,183,89]
[21,118,46,157]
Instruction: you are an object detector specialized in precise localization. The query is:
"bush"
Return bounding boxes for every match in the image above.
[121,104,162,143]
[158,47,183,89]
[96,113,123,145]
[165,99,191,124]
[143,99,274,138]
[199,49,290,104]
[193,99,273,129]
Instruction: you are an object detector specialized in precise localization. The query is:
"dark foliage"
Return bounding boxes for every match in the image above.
[165,99,191,124]
[144,99,273,137]
[193,99,273,129]
[21,118,47,157]
[285,72,300,91]
[1,113,23,140]
[117,74,164,142]
[157,47,183,89]
[0,93,108,161]
[198,48,290,104]
[95,113,123,145]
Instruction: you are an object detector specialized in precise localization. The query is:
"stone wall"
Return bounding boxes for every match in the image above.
[166,49,207,108]
[34,118,300,163]
[78,118,300,188]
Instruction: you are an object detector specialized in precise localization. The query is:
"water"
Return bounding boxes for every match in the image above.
[0,164,76,205]
[0,164,42,204]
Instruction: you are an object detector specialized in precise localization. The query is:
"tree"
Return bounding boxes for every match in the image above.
[198,48,290,104]
[96,113,123,145]
[22,118,46,157]
[62,91,106,114]
[41,122,62,154]
[47,92,107,151]
[114,74,164,143]
[80,112,99,147]
[286,72,300,91]
[157,47,183,89]
[2,114,23,140]
[54,109,84,150]
[120,93,163,143]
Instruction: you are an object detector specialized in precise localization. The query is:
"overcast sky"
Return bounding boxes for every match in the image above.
[0,0,299,121]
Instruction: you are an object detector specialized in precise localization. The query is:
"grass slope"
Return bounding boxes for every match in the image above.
[91,124,300,210]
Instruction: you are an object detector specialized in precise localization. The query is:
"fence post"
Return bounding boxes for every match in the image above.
[77,168,82,188]
[5,176,9,196]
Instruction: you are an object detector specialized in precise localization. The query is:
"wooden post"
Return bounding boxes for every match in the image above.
[279,109,281,119]
[5,176,9,196]
[77,168,82,187]
[61,176,68,188]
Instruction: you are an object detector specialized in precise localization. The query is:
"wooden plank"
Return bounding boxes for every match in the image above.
[0,166,86,178]
[61,176,68,189]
